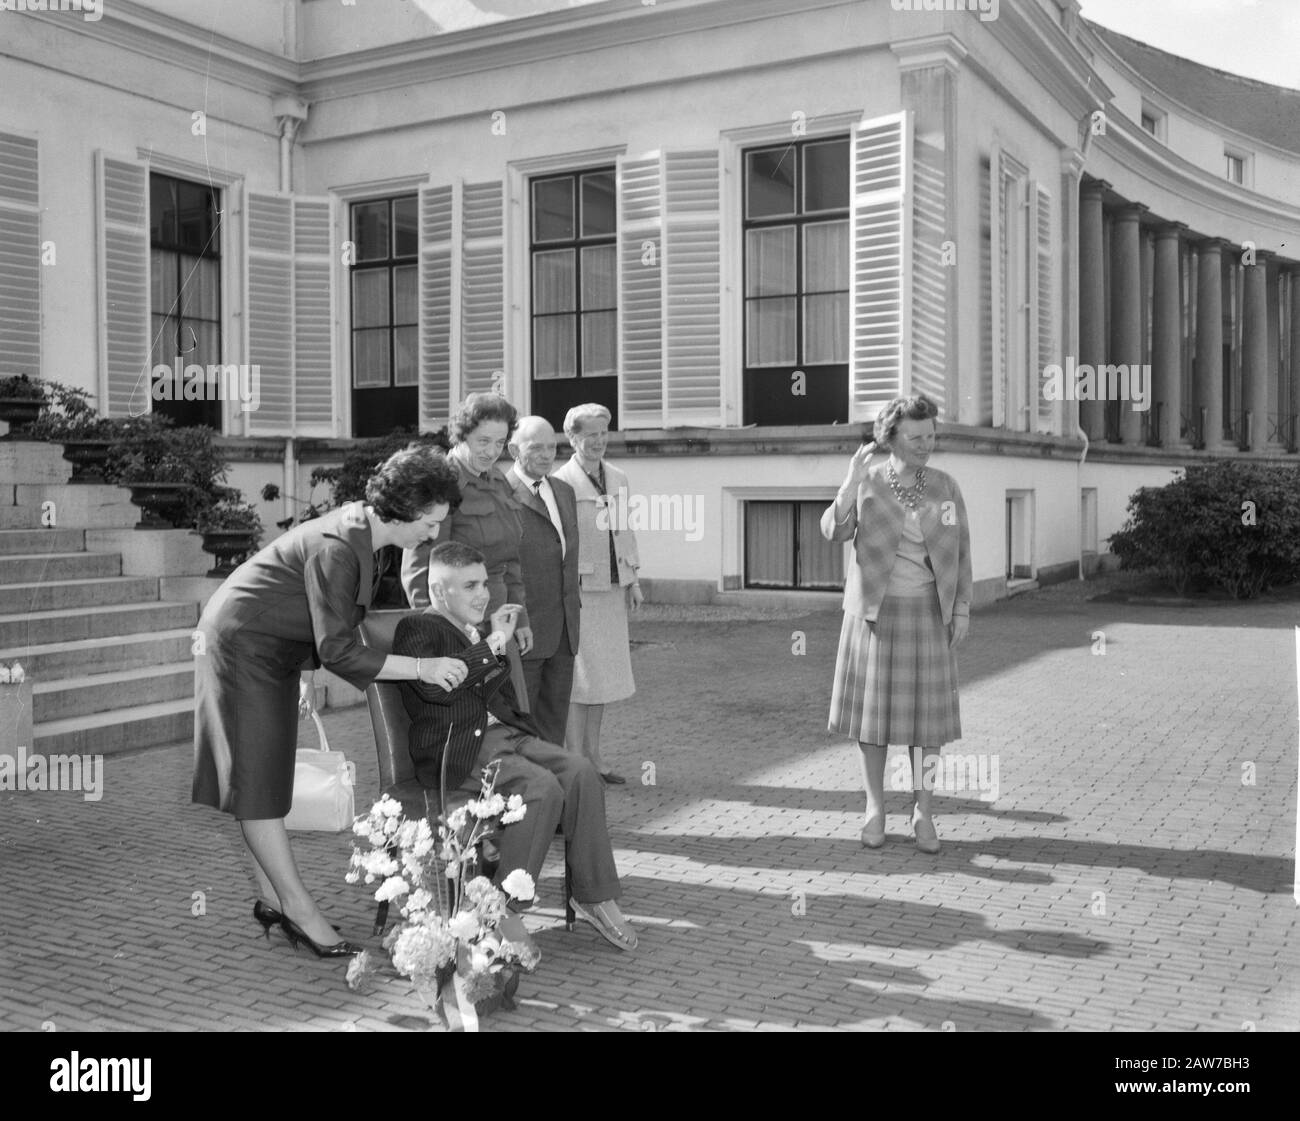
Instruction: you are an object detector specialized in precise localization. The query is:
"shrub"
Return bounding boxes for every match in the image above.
[108,420,230,528]
[195,496,264,539]
[1108,461,1300,598]
[0,373,46,400]
[25,380,117,440]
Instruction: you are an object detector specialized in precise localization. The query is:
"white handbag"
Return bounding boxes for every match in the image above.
[285,710,356,832]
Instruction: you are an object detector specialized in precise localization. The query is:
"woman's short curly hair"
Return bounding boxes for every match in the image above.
[873,393,940,447]
[366,443,462,523]
[450,392,519,445]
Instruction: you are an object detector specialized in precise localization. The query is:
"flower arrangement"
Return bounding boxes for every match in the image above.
[345,761,539,1020]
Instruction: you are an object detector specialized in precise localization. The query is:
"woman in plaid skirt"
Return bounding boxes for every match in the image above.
[822,393,972,853]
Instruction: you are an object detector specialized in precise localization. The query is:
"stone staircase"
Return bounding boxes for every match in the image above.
[0,442,202,756]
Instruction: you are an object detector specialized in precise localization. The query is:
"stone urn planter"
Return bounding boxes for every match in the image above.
[0,396,47,439]
[195,529,260,578]
[60,437,116,483]
[126,482,194,529]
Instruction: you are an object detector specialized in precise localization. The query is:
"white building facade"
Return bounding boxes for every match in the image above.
[2,0,1297,605]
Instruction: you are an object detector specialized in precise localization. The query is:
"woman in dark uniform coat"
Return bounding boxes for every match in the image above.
[192,444,465,956]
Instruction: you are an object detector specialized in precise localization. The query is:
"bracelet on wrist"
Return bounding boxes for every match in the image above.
[415,657,422,680]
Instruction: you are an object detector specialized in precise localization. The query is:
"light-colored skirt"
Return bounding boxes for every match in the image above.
[828,592,961,748]
[571,586,635,705]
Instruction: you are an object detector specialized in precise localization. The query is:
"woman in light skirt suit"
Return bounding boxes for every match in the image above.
[192,445,466,956]
[553,403,641,785]
[822,393,971,853]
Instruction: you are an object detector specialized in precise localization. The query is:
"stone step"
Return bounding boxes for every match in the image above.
[0,440,72,484]
[0,628,194,679]
[0,601,198,649]
[0,576,159,616]
[11,484,139,529]
[34,698,194,757]
[0,551,120,585]
[33,662,193,722]
[0,528,87,555]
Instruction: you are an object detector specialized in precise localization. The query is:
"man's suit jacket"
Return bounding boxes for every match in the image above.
[552,456,640,591]
[820,462,972,625]
[507,467,580,659]
[392,611,542,792]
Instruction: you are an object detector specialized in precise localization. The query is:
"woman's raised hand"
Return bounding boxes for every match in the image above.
[846,441,878,487]
[420,656,468,691]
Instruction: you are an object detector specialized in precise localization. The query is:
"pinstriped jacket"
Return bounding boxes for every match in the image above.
[393,610,542,793]
[821,462,972,626]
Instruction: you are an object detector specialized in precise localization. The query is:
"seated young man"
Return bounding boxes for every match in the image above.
[393,540,636,952]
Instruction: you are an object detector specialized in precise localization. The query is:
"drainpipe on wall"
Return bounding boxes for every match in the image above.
[272,95,309,194]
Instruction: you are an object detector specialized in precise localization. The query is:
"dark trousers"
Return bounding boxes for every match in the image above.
[521,635,575,746]
[452,722,620,904]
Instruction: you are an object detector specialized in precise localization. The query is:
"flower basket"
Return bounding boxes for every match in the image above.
[346,761,538,1031]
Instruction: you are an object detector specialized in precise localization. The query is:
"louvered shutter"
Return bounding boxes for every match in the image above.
[419,184,454,429]
[617,153,664,428]
[0,132,40,382]
[1032,183,1054,434]
[911,132,946,411]
[245,193,294,434]
[461,181,504,398]
[850,112,911,423]
[663,150,721,425]
[96,153,150,417]
[292,197,335,435]
[989,146,1006,428]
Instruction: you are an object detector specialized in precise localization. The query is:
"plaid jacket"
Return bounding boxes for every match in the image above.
[821,463,972,625]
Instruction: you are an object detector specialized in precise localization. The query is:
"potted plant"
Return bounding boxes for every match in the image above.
[194,492,264,577]
[109,420,229,530]
[344,762,539,1031]
[0,374,49,438]
[25,380,119,480]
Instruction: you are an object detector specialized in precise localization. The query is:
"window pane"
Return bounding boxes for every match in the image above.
[746,297,797,366]
[797,503,844,587]
[150,177,176,246]
[803,293,849,365]
[803,138,849,212]
[745,226,797,297]
[532,177,575,243]
[392,196,418,258]
[151,249,179,315]
[533,249,576,314]
[581,244,616,310]
[176,181,217,254]
[582,310,617,377]
[746,503,794,586]
[352,202,389,262]
[393,325,418,386]
[393,264,417,325]
[533,315,577,379]
[581,171,616,237]
[352,270,389,328]
[353,328,391,387]
[191,319,221,368]
[803,220,848,293]
[746,147,796,218]
[183,254,221,321]
[150,314,175,368]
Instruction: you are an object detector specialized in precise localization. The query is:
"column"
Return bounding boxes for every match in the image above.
[1151,223,1186,447]
[1110,204,1146,444]
[1078,180,1108,439]
[1194,239,1226,450]
[1241,252,1271,450]
[1290,269,1300,450]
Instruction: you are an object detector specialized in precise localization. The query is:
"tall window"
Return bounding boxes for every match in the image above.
[530,169,617,430]
[1225,152,1245,185]
[350,195,417,437]
[150,174,221,428]
[745,501,844,590]
[743,136,849,426]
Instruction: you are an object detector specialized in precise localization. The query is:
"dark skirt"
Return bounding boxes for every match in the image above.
[191,617,312,820]
[828,591,961,748]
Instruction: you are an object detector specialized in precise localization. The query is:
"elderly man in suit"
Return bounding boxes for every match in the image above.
[505,416,580,746]
[392,540,637,952]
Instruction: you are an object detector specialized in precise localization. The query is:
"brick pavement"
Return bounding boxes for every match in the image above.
[1,584,1296,1032]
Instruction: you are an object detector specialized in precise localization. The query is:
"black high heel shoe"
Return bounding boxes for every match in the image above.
[279,915,363,958]
[254,900,341,940]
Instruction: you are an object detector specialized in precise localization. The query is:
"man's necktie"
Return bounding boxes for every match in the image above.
[532,478,567,557]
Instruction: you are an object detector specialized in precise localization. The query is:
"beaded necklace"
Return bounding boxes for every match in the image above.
[886,462,927,510]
